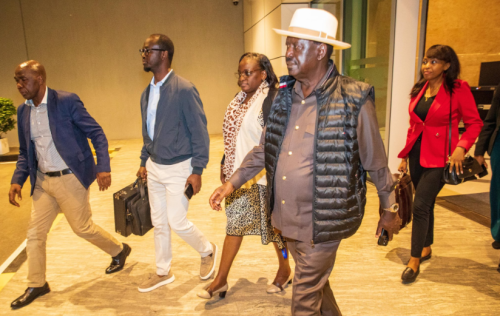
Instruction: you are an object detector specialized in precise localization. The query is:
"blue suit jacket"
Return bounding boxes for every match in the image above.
[11,88,110,195]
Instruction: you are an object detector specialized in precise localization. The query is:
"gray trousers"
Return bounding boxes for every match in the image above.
[287,240,342,316]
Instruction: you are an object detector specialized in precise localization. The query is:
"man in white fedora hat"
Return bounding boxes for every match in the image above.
[210,8,401,315]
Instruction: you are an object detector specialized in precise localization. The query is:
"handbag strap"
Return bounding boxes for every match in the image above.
[448,91,452,159]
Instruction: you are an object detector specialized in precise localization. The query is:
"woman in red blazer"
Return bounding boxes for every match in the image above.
[397,45,483,283]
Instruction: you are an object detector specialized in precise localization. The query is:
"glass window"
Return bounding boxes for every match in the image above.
[342,0,392,145]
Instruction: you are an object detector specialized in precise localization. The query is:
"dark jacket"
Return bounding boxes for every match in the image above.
[11,88,110,195]
[475,83,500,156]
[264,69,374,243]
[139,71,209,175]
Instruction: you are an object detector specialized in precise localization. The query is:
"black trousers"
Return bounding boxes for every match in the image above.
[408,137,445,258]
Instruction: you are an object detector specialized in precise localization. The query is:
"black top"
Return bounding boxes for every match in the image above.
[413,94,435,122]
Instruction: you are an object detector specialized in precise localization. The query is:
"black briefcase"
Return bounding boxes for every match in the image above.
[129,179,153,236]
[113,178,153,237]
[113,181,138,237]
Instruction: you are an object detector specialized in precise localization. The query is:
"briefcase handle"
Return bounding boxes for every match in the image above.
[133,177,148,198]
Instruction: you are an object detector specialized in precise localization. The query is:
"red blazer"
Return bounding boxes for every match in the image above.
[398,79,483,168]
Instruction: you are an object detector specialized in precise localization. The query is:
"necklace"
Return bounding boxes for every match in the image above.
[424,85,439,101]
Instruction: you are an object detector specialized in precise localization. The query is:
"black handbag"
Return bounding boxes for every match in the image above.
[442,97,487,185]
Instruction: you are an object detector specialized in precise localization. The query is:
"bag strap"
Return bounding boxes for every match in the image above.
[448,92,452,159]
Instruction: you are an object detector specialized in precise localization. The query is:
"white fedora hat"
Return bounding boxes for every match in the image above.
[273,8,351,50]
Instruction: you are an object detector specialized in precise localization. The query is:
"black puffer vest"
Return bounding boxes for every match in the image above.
[265,65,374,244]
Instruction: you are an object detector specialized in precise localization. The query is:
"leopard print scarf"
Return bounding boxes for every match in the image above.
[222,81,269,179]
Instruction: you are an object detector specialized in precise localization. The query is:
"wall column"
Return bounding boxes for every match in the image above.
[386,0,421,172]
[243,1,311,77]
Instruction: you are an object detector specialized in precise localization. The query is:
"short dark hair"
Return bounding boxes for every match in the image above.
[313,41,334,60]
[150,34,174,63]
[239,52,278,88]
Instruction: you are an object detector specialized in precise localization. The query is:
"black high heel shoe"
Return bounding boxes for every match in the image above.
[401,266,420,284]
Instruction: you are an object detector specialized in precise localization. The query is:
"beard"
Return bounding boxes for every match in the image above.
[143,65,151,72]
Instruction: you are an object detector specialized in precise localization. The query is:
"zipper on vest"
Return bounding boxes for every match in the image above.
[311,93,320,249]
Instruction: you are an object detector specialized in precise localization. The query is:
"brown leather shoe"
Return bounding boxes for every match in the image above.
[401,267,420,284]
[11,282,50,309]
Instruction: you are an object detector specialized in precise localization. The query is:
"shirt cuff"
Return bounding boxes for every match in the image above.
[192,167,203,175]
[140,159,147,167]
[456,140,472,152]
[379,191,396,209]
[228,170,246,189]
[96,164,111,173]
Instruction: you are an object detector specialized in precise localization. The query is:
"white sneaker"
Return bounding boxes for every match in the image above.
[200,242,217,280]
[138,271,175,293]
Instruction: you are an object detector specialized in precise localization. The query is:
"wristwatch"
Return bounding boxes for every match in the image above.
[383,203,399,213]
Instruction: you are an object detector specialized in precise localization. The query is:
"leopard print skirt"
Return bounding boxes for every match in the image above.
[225,183,285,248]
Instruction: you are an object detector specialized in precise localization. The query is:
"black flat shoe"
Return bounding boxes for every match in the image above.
[401,267,420,284]
[420,250,432,263]
[492,241,500,249]
[11,282,50,310]
[106,243,131,274]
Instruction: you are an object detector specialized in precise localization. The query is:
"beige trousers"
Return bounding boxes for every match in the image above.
[288,240,342,316]
[27,172,122,287]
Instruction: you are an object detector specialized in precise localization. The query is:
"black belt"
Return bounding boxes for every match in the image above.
[44,168,73,177]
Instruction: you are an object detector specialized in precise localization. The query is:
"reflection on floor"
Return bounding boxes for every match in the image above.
[0,137,499,315]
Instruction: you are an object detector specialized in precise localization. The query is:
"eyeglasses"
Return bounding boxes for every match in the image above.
[139,48,166,55]
[235,69,262,79]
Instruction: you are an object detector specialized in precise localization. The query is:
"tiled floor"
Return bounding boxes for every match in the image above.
[0,137,499,315]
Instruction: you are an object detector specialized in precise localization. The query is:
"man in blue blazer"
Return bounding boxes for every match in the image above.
[8,60,131,310]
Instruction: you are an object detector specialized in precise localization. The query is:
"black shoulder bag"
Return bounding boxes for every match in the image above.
[442,95,486,184]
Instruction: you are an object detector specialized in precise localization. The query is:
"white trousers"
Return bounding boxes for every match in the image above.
[146,158,212,275]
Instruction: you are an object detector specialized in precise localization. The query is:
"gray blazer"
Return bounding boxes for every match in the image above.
[139,71,209,175]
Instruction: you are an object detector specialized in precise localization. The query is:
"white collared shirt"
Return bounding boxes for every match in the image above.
[27,87,69,172]
[147,70,172,140]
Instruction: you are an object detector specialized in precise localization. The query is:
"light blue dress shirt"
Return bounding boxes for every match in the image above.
[147,71,172,140]
[27,87,69,172]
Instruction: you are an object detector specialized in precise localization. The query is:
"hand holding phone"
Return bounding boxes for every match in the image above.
[378,228,389,246]
[184,184,194,200]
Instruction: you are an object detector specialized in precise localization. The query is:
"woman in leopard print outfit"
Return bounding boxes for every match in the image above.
[198,53,292,299]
